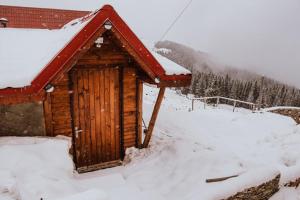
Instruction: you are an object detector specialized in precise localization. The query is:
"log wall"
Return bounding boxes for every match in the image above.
[43,30,142,152]
[123,67,138,149]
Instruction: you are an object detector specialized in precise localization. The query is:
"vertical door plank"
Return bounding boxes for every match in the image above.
[99,70,106,162]
[114,68,120,160]
[94,70,102,163]
[72,70,80,165]
[77,70,85,167]
[104,68,112,162]
[89,70,97,164]
[83,70,91,166]
[109,68,116,160]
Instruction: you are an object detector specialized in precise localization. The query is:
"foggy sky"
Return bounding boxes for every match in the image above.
[1,0,300,88]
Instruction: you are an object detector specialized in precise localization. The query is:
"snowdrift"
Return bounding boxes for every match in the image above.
[1,86,300,200]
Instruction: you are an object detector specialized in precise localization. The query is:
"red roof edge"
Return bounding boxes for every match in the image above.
[0,4,191,97]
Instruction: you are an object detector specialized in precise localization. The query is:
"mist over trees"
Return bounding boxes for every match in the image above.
[156,41,300,107]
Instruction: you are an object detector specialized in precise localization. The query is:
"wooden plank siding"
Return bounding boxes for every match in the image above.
[123,67,138,149]
[43,73,72,137]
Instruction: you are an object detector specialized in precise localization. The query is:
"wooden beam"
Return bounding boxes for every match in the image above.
[0,93,44,105]
[137,80,143,148]
[206,175,239,183]
[142,87,166,148]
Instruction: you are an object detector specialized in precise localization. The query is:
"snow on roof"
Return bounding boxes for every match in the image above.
[0,11,190,90]
[152,51,190,76]
[142,40,191,76]
[0,0,104,11]
[0,16,91,89]
[0,18,8,22]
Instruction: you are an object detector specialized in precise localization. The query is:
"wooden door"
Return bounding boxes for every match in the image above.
[71,67,121,172]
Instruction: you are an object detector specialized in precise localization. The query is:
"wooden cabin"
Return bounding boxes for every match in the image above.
[0,5,191,173]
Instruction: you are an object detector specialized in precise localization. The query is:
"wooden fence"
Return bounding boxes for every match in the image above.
[191,96,258,112]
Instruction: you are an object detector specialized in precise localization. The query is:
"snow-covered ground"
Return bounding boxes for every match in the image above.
[1,85,300,200]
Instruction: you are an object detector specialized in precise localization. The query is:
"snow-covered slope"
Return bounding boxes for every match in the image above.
[1,86,300,200]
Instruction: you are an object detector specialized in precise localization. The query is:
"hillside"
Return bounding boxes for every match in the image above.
[1,86,300,200]
[155,41,300,107]
[155,41,258,80]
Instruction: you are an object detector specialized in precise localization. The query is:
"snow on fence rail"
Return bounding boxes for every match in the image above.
[191,96,258,112]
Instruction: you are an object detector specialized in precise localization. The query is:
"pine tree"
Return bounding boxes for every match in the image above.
[252,81,260,103]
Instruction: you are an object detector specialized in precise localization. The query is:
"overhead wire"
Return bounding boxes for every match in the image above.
[158,0,193,42]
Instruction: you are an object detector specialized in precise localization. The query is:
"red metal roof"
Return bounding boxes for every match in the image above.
[0,5,89,29]
[0,5,191,97]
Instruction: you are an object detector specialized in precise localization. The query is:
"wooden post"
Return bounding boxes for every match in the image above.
[258,76,265,111]
[206,175,239,183]
[143,87,166,148]
[217,97,220,107]
[204,98,207,109]
[192,99,194,111]
[233,101,237,112]
[137,80,143,148]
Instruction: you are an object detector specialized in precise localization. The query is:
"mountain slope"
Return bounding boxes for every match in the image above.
[155,40,258,81]
[155,41,300,107]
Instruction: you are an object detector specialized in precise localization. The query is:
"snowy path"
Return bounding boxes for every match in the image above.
[1,86,300,199]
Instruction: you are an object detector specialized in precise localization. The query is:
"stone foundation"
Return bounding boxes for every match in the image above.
[0,102,46,136]
[223,174,280,200]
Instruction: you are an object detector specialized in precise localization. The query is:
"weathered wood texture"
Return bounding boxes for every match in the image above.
[69,31,142,170]
[71,67,121,169]
[0,93,44,105]
[123,67,138,149]
[43,74,73,137]
[76,31,133,67]
[44,31,145,171]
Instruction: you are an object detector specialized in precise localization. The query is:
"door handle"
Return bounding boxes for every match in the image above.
[75,127,83,138]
